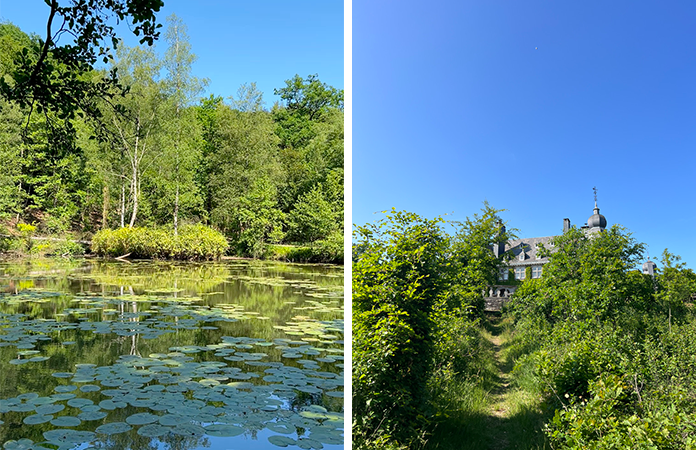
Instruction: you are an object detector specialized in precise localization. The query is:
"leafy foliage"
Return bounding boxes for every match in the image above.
[0,0,163,129]
[0,19,344,263]
[91,224,228,260]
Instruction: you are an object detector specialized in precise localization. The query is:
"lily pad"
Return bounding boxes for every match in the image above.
[171,423,205,437]
[79,385,101,393]
[43,429,96,446]
[267,421,296,434]
[126,412,159,425]
[67,398,93,408]
[78,411,108,421]
[95,422,132,435]
[204,423,245,437]
[50,416,82,427]
[23,414,53,425]
[137,423,171,437]
[269,435,297,447]
[3,439,34,450]
[36,404,64,415]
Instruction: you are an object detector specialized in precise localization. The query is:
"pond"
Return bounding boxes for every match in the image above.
[0,258,344,450]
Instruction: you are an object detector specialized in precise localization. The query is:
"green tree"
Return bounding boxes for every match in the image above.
[286,183,337,243]
[655,249,696,331]
[0,99,24,219]
[512,226,650,325]
[102,44,166,228]
[274,73,343,121]
[208,104,283,255]
[155,14,206,234]
[353,210,449,446]
[446,203,515,312]
[0,0,163,130]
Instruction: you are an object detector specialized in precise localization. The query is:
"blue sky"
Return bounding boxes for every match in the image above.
[353,0,696,269]
[0,1,344,106]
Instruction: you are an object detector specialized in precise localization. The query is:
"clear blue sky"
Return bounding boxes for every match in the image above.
[354,0,696,269]
[0,0,344,107]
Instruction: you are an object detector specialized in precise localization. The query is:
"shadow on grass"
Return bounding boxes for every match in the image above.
[422,402,552,450]
[422,313,553,450]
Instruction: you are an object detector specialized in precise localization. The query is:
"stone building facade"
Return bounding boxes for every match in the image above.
[484,201,609,311]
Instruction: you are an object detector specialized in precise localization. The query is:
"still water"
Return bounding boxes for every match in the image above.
[0,258,344,449]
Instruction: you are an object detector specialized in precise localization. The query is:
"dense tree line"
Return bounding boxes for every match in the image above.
[0,17,343,259]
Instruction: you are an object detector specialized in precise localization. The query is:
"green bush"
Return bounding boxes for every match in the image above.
[92,225,228,260]
[265,231,344,264]
[547,374,696,450]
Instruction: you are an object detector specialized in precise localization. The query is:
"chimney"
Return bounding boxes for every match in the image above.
[563,218,571,233]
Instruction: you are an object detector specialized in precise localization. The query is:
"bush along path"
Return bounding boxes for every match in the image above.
[479,315,550,450]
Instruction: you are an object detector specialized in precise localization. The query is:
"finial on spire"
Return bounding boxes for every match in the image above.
[593,186,597,207]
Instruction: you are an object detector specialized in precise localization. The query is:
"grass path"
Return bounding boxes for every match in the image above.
[480,315,549,450]
[425,315,549,450]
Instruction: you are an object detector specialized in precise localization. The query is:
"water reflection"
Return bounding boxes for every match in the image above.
[0,259,343,449]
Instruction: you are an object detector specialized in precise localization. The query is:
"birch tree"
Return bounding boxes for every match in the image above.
[158,14,205,234]
[106,45,165,228]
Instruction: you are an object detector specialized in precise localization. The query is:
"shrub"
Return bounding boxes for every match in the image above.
[265,231,344,264]
[92,225,228,260]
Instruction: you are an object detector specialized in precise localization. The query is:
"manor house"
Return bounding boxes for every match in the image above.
[484,201,608,311]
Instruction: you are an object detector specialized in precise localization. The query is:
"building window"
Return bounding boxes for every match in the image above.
[532,266,543,279]
[499,267,508,281]
[514,267,525,280]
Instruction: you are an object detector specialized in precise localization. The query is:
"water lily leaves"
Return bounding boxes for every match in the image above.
[50,416,82,427]
[54,385,77,393]
[50,393,76,401]
[78,410,108,421]
[268,435,297,447]
[9,359,30,365]
[266,421,296,434]
[297,438,325,450]
[79,385,101,393]
[23,414,53,425]
[158,414,190,426]
[67,398,93,408]
[10,404,35,412]
[95,422,132,435]
[43,429,95,446]
[126,412,159,425]
[137,423,171,437]
[171,423,205,437]
[29,356,50,362]
[36,403,64,415]
[204,423,245,437]
[324,391,343,398]
[51,372,74,378]
[99,399,127,410]
[3,439,34,450]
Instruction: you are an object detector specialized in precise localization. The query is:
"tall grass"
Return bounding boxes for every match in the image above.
[422,315,551,450]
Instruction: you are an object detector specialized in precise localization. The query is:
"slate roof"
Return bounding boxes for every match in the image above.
[504,235,557,267]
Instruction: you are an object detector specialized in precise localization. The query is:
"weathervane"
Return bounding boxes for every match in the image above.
[593,186,597,206]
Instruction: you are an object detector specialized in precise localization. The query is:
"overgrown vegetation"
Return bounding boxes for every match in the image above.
[506,230,696,449]
[352,205,514,448]
[91,224,228,260]
[353,207,696,449]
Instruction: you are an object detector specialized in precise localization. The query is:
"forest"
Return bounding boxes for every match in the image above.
[353,206,696,449]
[0,13,344,262]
